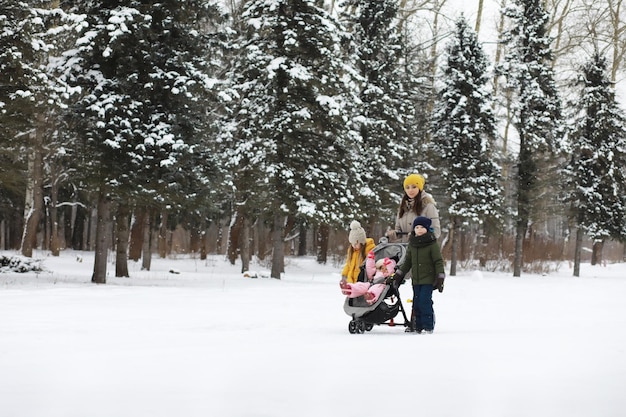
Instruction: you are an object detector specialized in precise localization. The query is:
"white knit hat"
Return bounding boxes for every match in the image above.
[348,221,367,245]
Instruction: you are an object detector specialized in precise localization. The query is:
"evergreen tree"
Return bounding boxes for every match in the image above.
[339,0,414,224]
[499,0,565,276]
[221,0,358,277]
[432,15,503,275]
[0,1,82,256]
[0,1,29,239]
[62,0,225,282]
[565,53,626,275]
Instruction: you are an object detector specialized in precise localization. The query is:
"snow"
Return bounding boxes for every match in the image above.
[1,250,625,417]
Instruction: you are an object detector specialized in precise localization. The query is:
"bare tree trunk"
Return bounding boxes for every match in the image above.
[257,220,268,260]
[115,202,131,277]
[609,0,625,82]
[129,206,146,261]
[21,127,45,257]
[49,175,61,256]
[91,190,111,284]
[573,225,583,277]
[475,0,484,33]
[449,218,457,276]
[241,217,250,273]
[316,223,329,264]
[200,220,208,260]
[591,240,604,266]
[270,215,285,279]
[298,222,307,256]
[87,204,97,251]
[71,202,86,250]
[158,210,168,258]
[492,3,506,100]
[513,221,526,277]
[141,209,152,270]
[227,207,243,265]
[546,0,574,70]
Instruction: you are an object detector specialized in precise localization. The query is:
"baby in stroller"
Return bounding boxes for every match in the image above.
[342,242,411,333]
[340,251,396,305]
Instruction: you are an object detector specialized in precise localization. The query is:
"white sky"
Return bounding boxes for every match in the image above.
[1,250,625,417]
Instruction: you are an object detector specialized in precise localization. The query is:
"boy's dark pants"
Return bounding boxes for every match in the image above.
[412,284,435,331]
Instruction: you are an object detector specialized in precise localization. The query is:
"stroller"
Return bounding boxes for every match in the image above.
[343,242,412,334]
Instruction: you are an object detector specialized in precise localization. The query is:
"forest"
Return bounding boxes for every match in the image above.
[1,0,625,282]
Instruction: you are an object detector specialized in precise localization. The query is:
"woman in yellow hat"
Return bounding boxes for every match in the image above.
[386,173,441,242]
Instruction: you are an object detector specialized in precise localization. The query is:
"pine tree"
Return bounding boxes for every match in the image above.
[499,0,565,276]
[565,53,626,275]
[62,1,225,282]
[0,1,82,256]
[432,15,503,275]
[0,1,29,240]
[340,0,414,224]
[221,0,358,277]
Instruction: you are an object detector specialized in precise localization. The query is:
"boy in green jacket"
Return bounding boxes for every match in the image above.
[394,216,445,333]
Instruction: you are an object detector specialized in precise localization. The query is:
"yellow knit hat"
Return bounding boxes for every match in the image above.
[403,174,425,191]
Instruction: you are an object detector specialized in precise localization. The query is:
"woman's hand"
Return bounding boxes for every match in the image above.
[385,229,397,240]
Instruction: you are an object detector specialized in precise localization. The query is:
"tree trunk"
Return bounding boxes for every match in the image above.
[91,190,111,284]
[514,129,533,277]
[241,217,250,273]
[256,220,268,260]
[7,212,22,249]
[298,222,307,256]
[49,176,61,256]
[129,206,146,261]
[591,240,604,266]
[200,220,208,260]
[573,225,583,277]
[284,215,296,255]
[64,201,73,249]
[227,207,244,265]
[115,202,131,277]
[21,130,45,257]
[270,215,285,279]
[449,218,457,276]
[158,210,168,258]
[492,10,506,107]
[87,204,97,251]
[316,223,329,264]
[71,201,86,250]
[474,0,484,33]
[513,222,525,277]
[141,209,152,270]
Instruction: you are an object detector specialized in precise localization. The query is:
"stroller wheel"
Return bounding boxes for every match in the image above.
[356,321,366,334]
[348,320,357,334]
[365,323,374,332]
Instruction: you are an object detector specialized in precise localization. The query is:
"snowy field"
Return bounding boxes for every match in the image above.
[1,250,625,417]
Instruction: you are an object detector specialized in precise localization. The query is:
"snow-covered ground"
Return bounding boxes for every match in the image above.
[1,250,625,417]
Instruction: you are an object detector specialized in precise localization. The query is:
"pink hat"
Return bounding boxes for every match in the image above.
[383,258,396,271]
[376,257,396,274]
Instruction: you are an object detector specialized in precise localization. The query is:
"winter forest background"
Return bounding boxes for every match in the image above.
[1,0,626,282]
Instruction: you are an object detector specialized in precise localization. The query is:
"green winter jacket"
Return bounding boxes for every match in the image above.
[398,231,445,286]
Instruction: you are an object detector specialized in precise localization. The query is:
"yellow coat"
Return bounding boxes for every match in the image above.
[341,238,376,283]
